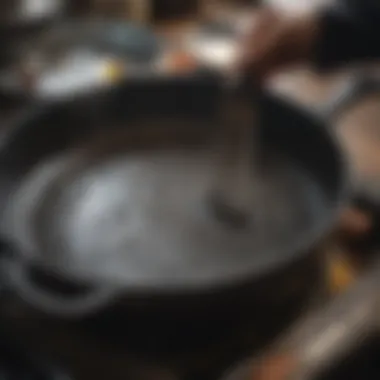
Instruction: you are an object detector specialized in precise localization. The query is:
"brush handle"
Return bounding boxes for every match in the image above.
[211,74,261,227]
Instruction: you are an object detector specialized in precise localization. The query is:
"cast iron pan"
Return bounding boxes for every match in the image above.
[0,69,347,362]
[0,14,348,310]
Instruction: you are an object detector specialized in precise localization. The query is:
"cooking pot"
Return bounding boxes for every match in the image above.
[0,71,347,358]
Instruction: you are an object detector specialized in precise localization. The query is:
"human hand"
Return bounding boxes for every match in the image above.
[337,208,372,239]
[239,8,320,79]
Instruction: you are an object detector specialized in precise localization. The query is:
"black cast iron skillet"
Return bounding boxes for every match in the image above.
[0,71,347,358]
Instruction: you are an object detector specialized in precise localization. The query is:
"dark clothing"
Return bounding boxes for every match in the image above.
[316,0,380,69]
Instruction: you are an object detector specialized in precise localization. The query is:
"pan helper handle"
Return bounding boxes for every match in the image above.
[0,253,119,318]
[320,69,380,120]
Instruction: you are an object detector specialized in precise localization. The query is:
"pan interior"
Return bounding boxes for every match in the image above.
[5,117,330,290]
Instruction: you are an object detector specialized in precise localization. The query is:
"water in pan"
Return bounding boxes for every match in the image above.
[12,147,328,288]
[2,154,70,258]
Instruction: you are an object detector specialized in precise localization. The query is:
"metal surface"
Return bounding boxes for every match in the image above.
[0,75,347,330]
[211,75,260,227]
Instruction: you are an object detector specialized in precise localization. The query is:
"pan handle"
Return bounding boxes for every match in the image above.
[320,71,380,120]
[222,258,380,380]
[0,253,119,318]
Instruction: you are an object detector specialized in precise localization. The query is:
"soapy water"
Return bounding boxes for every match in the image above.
[5,146,328,288]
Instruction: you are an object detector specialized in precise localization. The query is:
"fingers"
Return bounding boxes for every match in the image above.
[337,208,372,238]
[238,8,282,78]
[238,9,318,79]
[249,355,297,380]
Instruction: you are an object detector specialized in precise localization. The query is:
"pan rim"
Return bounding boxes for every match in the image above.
[0,88,350,296]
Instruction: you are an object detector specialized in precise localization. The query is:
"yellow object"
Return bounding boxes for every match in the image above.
[328,254,356,295]
[103,61,125,83]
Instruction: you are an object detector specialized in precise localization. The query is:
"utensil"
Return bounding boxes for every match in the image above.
[210,74,261,228]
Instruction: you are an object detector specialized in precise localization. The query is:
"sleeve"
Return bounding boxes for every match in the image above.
[314,0,380,70]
